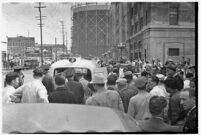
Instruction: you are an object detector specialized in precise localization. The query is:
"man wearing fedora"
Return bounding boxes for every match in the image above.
[85,75,124,112]
[165,62,184,91]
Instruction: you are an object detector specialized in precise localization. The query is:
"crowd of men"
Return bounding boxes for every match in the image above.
[2,58,197,133]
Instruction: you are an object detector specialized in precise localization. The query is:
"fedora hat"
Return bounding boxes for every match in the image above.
[90,75,105,84]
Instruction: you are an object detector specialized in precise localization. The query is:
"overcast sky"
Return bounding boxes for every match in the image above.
[1,2,72,49]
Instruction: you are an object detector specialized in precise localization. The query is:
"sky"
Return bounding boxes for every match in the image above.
[1,2,72,49]
[1,0,200,50]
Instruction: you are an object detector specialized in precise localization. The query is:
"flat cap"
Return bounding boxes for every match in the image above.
[124,71,132,76]
[135,77,147,89]
[116,78,127,86]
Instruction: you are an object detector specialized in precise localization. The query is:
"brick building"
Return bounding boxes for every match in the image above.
[7,36,35,57]
[26,44,66,61]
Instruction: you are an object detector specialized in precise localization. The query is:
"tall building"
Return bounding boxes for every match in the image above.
[7,36,35,57]
[71,3,110,57]
[110,2,196,65]
[109,3,131,61]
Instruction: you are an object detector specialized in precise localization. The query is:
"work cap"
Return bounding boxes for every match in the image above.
[135,77,147,89]
[124,71,132,76]
[40,64,50,71]
[116,78,127,86]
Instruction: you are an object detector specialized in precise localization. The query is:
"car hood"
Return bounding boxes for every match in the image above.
[3,104,141,133]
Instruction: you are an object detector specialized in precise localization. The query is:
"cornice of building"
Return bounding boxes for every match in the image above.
[72,4,110,13]
[129,24,195,40]
[35,44,63,46]
[8,36,35,39]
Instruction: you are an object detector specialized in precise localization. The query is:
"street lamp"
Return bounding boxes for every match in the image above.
[117,43,126,62]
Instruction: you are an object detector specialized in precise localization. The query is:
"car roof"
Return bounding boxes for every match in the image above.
[3,104,141,133]
[50,58,98,70]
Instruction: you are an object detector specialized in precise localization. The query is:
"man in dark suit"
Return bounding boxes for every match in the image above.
[48,74,76,103]
[137,96,181,132]
[164,77,184,125]
[180,88,197,133]
[64,68,84,104]
[165,63,184,91]
[41,65,55,95]
[116,78,137,113]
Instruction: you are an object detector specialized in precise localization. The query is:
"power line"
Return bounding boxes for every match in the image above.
[35,2,46,65]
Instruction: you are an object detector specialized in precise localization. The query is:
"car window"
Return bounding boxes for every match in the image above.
[54,68,92,81]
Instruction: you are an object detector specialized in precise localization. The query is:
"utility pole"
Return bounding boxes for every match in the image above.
[28,30,29,37]
[66,32,68,55]
[55,37,57,61]
[60,20,65,56]
[35,2,46,65]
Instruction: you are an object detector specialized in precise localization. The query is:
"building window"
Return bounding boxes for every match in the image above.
[144,49,147,61]
[134,22,138,33]
[131,25,134,35]
[134,4,137,15]
[169,4,179,25]
[139,52,142,59]
[168,48,180,56]
[139,17,143,30]
[134,52,138,59]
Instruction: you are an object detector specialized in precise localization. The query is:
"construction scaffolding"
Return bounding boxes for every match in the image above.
[71,3,110,57]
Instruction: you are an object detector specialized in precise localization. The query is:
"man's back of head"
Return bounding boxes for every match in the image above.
[55,74,66,86]
[33,67,44,78]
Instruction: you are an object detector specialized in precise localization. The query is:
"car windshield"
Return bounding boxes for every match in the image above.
[54,67,92,81]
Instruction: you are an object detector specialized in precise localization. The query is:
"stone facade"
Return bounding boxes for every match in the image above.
[110,2,196,65]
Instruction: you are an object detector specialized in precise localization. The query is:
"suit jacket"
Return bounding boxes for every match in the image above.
[168,91,184,125]
[118,87,137,113]
[42,73,55,94]
[48,87,76,103]
[138,117,181,132]
[65,80,84,104]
